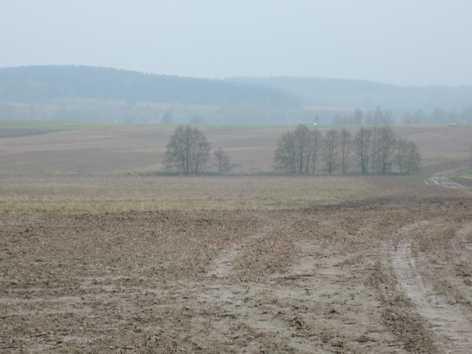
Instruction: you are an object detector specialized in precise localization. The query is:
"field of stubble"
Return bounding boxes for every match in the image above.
[1,124,472,353]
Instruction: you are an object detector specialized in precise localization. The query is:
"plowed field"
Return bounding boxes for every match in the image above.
[2,194,472,353]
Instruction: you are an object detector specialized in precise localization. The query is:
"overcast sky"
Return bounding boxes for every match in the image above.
[1,0,471,85]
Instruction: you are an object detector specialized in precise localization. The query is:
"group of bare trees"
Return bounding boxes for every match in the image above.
[164,125,232,175]
[331,106,472,126]
[274,125,420,176]
[165,124,421,176]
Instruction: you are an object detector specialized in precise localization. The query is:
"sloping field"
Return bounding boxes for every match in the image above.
[1,193,472,353]
[1,124,472,353]
[0,124,471,176]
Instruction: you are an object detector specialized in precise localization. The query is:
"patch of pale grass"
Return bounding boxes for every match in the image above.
[0,176,375,214]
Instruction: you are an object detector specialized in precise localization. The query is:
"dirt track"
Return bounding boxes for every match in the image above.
[1,194,472,353]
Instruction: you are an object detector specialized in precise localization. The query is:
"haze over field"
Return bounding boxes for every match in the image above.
[2,0,472,86]
[2,1,472,124]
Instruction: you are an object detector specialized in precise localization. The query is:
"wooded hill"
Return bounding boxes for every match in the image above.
[1,66,472,123]
[0,66,298,107]
[231,77,472,112]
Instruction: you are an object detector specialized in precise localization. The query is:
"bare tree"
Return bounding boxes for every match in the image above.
[309,128,323,175]
[379,126,397,175]
[354,127,372,175]
[274,130,297,174]
[274,125,314,175]
[370,125,381,174]
[293,125,313,174]
[371,126,396,175]
[164,125,211,175]
[405,141,421,174]
[214,147,232,174]
[339,129,352,175]
[395,139,409,175]
[395,139,421,175]
[323,129,340,175]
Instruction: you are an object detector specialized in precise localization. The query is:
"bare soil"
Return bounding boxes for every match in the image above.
[2,195,472,353]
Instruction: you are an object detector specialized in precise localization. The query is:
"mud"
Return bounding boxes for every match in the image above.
[1,198,472,353]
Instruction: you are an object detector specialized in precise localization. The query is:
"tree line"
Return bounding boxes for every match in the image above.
[332,106,472,126]
[163,124,420,176]
[274,125,420,176]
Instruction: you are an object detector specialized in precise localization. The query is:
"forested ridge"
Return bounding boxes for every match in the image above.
[1,66,472,124]
[0,66,298,107]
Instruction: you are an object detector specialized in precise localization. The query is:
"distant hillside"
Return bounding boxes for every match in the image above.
[230,77,472,112]
[1,66,471,124]
[0,66,299,107]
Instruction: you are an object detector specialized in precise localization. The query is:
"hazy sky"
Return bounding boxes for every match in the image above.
[1,0,472,85]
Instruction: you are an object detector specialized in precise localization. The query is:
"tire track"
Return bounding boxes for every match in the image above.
[194,220,318,352]
[206,224,273,279]
[425,174,465,189]
[390,222,472,353]
[445,222,472,310]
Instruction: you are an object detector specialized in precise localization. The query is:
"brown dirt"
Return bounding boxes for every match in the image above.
[2,196,472,353]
